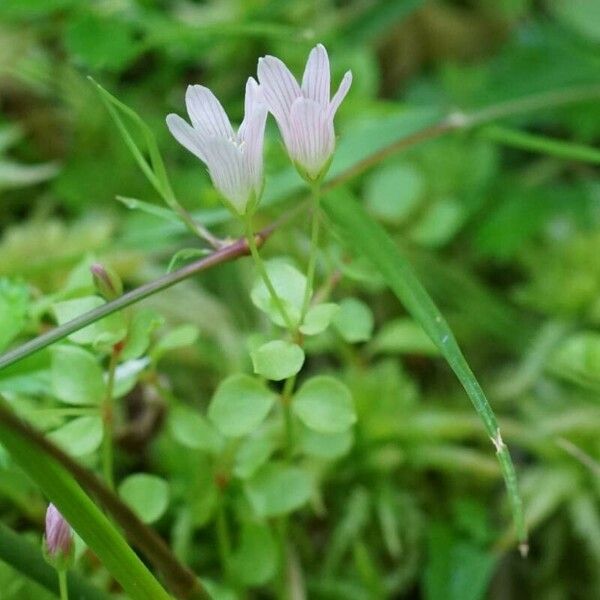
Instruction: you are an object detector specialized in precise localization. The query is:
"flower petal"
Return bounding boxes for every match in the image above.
[185,85,234,140]
[328,70,352,120]
[202,137,250,214]
[301,44,330,108]
[289,97,334,179]
[239,78,267,191]
[257,55,301,145]
[166,113,207,162]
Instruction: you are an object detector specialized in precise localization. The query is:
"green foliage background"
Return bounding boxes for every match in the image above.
[1,0,599,598]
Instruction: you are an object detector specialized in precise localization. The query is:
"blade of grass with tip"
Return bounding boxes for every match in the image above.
[322,188,527,553]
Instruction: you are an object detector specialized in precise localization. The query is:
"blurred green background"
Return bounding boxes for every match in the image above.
[1,1,600,599]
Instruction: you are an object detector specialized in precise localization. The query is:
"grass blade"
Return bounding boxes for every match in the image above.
[322,188,527,554]
[480,125,600,164]
[0,401,173,600]
[0,523,110,600]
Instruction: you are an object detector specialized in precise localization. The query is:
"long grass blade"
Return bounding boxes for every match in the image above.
[322,188,528,554]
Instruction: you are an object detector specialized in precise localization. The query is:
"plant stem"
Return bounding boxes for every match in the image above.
[281,375,297,460]
[101,347,120,490]
[299,184,321,324]
[244,219,296,332]
[216,502,232,581]
[58,569,69,600]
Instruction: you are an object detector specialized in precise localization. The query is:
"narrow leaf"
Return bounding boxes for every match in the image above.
[322,188,527,549]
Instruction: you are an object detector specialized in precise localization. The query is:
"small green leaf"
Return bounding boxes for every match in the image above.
[153,325,199,361]
[234,434,277,480]
[49,416,103,457]
[167,248,210,273]
[251,340,305,381]
[118,474,170,524]
[299,426,354,459]
[231,521,278,586]
[300,303,339,336]
[208,374,276,437]
[250,259,307,327]
[169,406,224,454]
[51,345,106,405]
[121,310,164,361]
[117,196,180,223]
[52,296,126,347]
[293,376,356,434]
[332,298,374,343]
[245,463,312,518]
[113,358,150,399]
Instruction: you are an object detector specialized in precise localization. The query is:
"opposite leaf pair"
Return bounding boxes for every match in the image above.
[166,44,352,215]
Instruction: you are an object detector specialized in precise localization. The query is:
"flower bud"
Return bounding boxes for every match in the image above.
[91,263,123,300]
[43,504,74,570]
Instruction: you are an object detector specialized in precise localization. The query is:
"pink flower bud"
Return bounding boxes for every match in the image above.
[44,504,73,560]
[91,263,123,300]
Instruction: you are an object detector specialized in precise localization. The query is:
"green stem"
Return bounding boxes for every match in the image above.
[101,347,120,489]
[216,502,232,581]
[281,375,297,460]
[480,124,600,164]
[58,569,69,600]
[244,219,296,332]
[299,184,321,324]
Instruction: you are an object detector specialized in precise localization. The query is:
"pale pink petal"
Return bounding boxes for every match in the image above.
[185,85,234,140]
[257,55,301,146]
[289,97,334,179]
[202,137,250,214]
[238,77,263,143]
[166,113,207,162]
[237,78,267,191]
[301,44,330,108]
[328,70,352,120]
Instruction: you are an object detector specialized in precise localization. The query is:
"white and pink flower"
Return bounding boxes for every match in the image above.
[166,78,267,215]
[258,44,352,181]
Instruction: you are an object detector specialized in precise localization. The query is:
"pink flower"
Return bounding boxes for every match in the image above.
[166,78,267,215]
[257,44,352,181]
[45,504,73,560]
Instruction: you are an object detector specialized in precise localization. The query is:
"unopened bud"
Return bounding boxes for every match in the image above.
[91,263,122,300]
[43,504,74,570]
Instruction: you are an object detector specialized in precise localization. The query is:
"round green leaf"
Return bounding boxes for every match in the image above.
[234,434,277,480]
[245,463,312,518]
[52,296,127,347]
[208,374,276,437]
[250,259,308,327]
[169,405,224,454]
[49,416,103,457]
[118,474,169,524]
[50,345,106,405]
[332,298,374,343]
[299,427,354,459]
[293,376,356,434]
[300,303,339,336]
[251,340,305,381]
